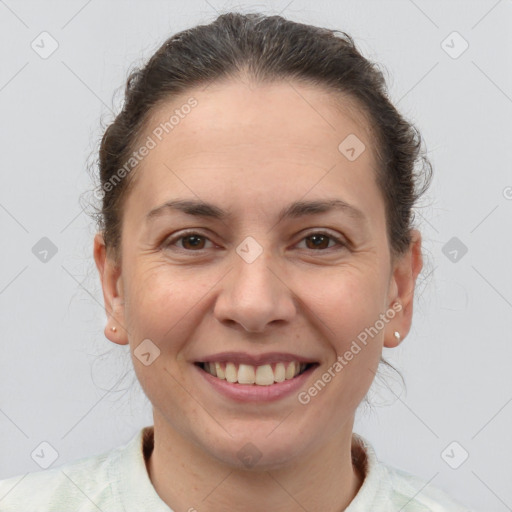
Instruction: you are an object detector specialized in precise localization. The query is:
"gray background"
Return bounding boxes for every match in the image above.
[1,0,511,510]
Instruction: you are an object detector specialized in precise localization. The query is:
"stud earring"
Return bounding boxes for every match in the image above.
[393,331,401,342]
[111,326,117,333]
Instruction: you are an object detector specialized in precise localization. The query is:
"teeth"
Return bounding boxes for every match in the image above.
[274,362,286,382]
[215,362,225,379]
[285,362,296,380]
[255,364,274,386]
[202,361,309,385]
[238,364,255,384]
[225,362,237,383]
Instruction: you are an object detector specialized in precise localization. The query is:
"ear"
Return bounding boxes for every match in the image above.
[384,229,423,348]
[93,232,129,345]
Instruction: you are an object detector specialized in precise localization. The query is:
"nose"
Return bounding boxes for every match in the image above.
[213,248,297,333]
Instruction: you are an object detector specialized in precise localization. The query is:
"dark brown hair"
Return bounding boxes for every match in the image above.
[91,11,432,266]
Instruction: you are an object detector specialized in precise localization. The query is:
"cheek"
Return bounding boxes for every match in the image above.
[299,266,387,342]
[297,266,387,404]
[123,262,216,347]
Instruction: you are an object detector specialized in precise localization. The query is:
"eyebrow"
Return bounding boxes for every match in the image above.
[145,198,367,225]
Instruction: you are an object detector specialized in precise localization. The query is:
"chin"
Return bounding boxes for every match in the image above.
[201,426,310,471]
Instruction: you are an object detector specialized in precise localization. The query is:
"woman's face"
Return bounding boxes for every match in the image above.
[95,79,422,468]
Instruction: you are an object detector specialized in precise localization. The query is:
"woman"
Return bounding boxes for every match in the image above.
[0,12,473,511]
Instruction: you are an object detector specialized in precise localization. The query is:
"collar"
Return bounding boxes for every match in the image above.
[109,426,387,511]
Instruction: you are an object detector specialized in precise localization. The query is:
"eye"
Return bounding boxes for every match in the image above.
[163,230,214,251]
[162,229,346,253]
[296,231,346,251]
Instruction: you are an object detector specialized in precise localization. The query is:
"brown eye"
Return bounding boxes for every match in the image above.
[180,234,207,250]
[163,231,213,251]
[304,234,330,250]
[163,230,346,254]
[298,232,346,251]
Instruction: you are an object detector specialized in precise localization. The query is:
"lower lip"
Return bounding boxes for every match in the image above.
[195,364,317,403]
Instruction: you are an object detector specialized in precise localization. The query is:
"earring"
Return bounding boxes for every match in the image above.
[111,326,117,333]
[393,331,401,342]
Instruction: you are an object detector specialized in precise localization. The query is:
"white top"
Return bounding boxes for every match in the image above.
[0,426,473,511]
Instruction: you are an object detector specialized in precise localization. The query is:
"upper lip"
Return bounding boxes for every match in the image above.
[195,352,318,365]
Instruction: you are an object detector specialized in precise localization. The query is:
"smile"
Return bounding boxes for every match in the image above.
[196,361,316,386]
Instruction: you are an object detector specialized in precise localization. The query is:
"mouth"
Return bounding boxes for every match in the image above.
[194,361,318,386]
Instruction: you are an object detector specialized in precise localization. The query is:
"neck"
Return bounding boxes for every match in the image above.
[145,415,364,512]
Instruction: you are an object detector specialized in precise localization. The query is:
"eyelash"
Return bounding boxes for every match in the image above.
[162,229,347,254]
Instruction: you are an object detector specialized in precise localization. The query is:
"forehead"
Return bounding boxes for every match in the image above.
[124,79,383,223]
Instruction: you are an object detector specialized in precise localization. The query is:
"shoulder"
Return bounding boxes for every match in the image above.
[0,443,119,511]
[0,428,155,512]
[383,464,472,511]
[349,433,475,512]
